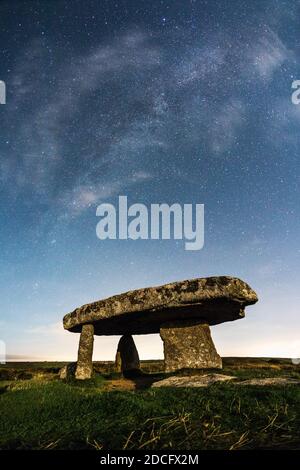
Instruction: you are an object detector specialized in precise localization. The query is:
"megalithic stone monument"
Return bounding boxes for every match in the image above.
[63,276,258,379]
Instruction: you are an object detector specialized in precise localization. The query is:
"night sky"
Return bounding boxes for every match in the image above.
[1,0,299,361]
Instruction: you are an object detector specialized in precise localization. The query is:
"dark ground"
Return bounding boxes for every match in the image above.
[0,358,299,450]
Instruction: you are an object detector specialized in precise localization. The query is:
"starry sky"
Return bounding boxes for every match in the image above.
[0,0,299,362]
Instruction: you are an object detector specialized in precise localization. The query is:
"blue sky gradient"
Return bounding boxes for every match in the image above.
[0,0,299,361]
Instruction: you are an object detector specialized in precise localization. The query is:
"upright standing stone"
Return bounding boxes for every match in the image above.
[75,323,94,379]
[115,334,140,376]
[160,320,222,372]
[115,351,122,373]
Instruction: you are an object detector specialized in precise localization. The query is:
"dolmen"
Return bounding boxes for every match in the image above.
[63,276,258,379]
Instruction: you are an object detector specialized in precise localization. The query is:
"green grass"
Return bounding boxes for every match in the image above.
[0,374,299,450]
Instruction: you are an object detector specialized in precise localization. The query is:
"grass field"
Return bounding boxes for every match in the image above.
[0,358,299,450]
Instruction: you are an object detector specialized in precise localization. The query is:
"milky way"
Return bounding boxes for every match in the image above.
[0,0,299,360]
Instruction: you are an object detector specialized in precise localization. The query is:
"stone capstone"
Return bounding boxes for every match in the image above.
[63,276,258,335]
